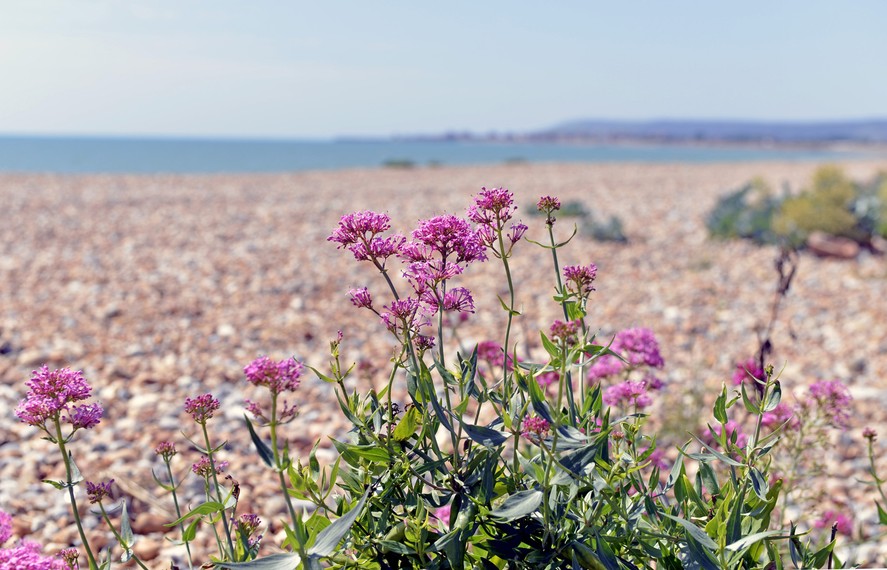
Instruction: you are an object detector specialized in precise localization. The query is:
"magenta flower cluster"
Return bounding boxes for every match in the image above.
[521,415,551,440]
[587,328,665,381]
[815,510,853,537]
[15,366,103,432]
[549,319,582,345]
[184,393,221,425]
[732,358,765,386]
[807,379,852,429]
[563,264,598,298]
[603,380,654,410]
[328,211,404,266]
[85,480,114,505]
[192,456,228,478]
[467,187,526,253]
[233,513,263,550]
[244,356,303,395]
[0,533,67,570]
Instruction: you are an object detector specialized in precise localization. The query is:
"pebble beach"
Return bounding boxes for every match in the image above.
[2,159,887,565]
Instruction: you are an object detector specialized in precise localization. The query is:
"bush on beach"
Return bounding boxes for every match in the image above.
[5,186,882,569]
[706,165,887,250]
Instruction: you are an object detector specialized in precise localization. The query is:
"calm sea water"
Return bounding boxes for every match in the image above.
[0,136,866,174]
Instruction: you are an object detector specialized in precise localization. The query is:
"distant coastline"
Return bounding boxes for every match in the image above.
[392,118,887,149]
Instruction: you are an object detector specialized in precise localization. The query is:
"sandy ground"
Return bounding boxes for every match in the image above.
[1,159,886,565]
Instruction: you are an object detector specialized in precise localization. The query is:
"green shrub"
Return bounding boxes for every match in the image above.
[706,177,783,245]
[772,166,860,244]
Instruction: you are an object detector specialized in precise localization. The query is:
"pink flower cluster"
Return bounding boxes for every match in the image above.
[0,535,67,570]
[522,415,551,440]
[815,510,853,537]
[603,380,654,410]
[563,264,597,297]
[85,480,114,505]
[15,366,103,432]
[192,456,228,478]
[184,393,220,425]
[807,379,852,429]
[244,356,303,395]
[732,358,765,386]
[549,319,582,345]
[233,513,263,550]
[761,402,799,430]
[328,211,404,266]
[587,328,665,381]
[467,188,526,254]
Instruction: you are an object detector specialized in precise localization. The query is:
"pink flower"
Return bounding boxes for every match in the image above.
[244,356,303,395]
[433,504,452,526]
[536,371,559,390]
[349,287,373,309]
[815,510,853,537]
[406,215,486,266]
[0,540,67,569]
[563,264,598,297]
[192,456,228,478]
[761,402,799,430]
[522,415,551,439]
[65,403,103,430]
[603,380,653,409]
[15,366,101,431]
[536,195,561,214]
[587,328,664,381]
[85,480,114,505]
[732,358,765,386]
[550,319,582,345]
[184,393,220,424]
[329,211,404,265]
[807,380,852,429]
[711,420,748,449]
[467,187,516,227]
[442,287,475,313]
[0,508,12,544]
[154,441,177,461]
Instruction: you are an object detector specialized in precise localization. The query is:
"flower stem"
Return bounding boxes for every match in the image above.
[97,503,150,570]
[201,423,236,560]
[269,392,300,531]
[54,419,98,570]
[164,461,194,570]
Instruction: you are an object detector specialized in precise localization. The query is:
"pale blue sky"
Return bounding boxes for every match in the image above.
[1,1,885,139]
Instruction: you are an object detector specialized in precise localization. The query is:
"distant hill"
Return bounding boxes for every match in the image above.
[531,119,887,144]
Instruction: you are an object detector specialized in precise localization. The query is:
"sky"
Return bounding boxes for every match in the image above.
[1,1,886,139]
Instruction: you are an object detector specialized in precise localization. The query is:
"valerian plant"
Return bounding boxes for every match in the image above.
[9,187,861,569]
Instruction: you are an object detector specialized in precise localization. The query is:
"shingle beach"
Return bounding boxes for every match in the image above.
[2,160,886,564]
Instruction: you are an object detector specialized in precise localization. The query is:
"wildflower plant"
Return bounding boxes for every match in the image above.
[10,185,864,569]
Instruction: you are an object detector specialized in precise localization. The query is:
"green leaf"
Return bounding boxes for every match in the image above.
[489,489,543,521]
[182,519,199,542]
[165,501,224,527]
[877,501,887,525]
[331,439,390,465]
[713,386,728,425]
[497,294,520,315]
[68,452,84,485]
[661,513,718,551]
[697,461,720,496]
[539,331,560,361]
[392,406,420,441]
[763,381,782,413]
[686,432,744,467]
[213,553,302,569]
[120,500,134,549]
[460,421,508,447]
[740,381,758,414]
[307,364,337,384]
[306,488,369,557]
[725,530,785,554]
[244,415,276,469]
[42,479,66,490]
[749,467,770,501]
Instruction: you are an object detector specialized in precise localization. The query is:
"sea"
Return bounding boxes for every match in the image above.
[0,136,871,174]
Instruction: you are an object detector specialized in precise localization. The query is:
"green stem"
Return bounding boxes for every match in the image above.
[54,419,99,570]
[269,392,300,531]
[201,423,236,560]
[97,503,150,570]
[164,461,194,570]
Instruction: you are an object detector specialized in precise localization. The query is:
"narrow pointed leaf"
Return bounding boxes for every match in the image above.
[489,489,542,521]
[307,488,369,557]
[662,513,718,551]
[244,415,276,469]
[214,553,303,569]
